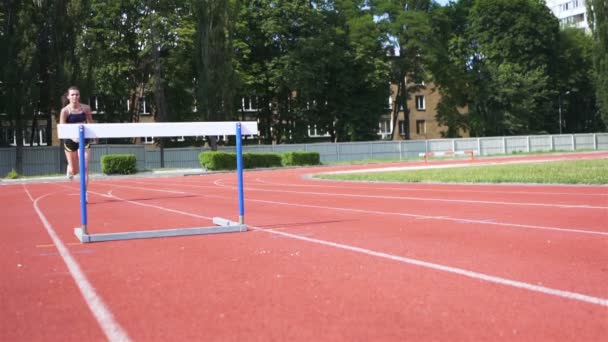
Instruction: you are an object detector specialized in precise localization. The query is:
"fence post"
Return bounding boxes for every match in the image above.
[336,143,340,161]
[550,135,554,151]
[503,137,507,154]
[593,134,597,150]
[572,135,576,151]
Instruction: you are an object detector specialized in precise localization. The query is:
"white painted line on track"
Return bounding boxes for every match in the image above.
[79,183,608,308]
[23,185,131,342]
[250,226,608,307]
[243,197,608,237]
[220,185,608,210]
[126,178,608,210]
[101,181,608,237]
[106,190,213,220]
[252,177,608,197]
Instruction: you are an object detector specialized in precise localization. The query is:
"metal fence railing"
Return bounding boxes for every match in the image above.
[1,133,607,177]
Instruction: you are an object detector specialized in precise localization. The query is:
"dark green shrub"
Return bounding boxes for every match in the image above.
[199,151,237,170]
[199,151,283,170]
[6,169,20,179]
[101,154,137,174]
[282,151,320,166]
[245,152,282,168]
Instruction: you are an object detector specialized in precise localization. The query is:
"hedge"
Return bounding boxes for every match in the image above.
[101,154,137,174]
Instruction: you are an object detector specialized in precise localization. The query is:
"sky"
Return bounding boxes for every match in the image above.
[435,0,450,6]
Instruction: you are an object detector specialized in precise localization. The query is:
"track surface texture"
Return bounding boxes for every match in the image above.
[1,152,607,341]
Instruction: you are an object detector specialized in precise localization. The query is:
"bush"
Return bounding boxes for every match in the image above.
[199,151,283,170]
[101,154,137,174]
[245,152,282,168]
[199,151,236,170]
[6,169,20,179]
[282,151,320,166]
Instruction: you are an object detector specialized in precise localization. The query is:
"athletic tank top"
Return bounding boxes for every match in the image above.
[66,110,87,124]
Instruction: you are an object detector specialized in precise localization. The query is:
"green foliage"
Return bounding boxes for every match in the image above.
[281,151,320,166]
[436,0,562,136]
[244,153,283,168]
[101,154,137,175]
[199,151,236,170]
[556,28,604,133]
[316,159,608,185]
[199,151,290,170]
[6,169,20,179]
[588,0,608,128]
[371,0,435,140]
[3,0,606,151]
[234,0,389,143]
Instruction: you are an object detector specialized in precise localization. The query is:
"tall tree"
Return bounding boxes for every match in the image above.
[0,1,42,171]
[555,27,603,133]
[428,0,474,137]
[370,0,436,140]
[193,1,236,120]
[193,0,238,148]
[588,0,608,127]
[464,0,559,136]
[77,0,149,126]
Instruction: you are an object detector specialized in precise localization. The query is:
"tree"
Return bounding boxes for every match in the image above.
[370,0,436,140]
[77,0,150,127]
[428,0,474,137]
[463,0,560,136]
[234,0,388,143]
[588,0,608,128]
[0,1,44,171]
[555,28,604,133]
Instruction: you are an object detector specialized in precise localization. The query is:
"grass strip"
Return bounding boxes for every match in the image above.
[315,159,608,185]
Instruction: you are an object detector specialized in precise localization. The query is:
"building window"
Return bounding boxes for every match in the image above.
[142,136,154,144]
[415,95,426,110]
[398,120,407,136]
[138,96,151,115]
[242,97,258,112]
[1,127,48,146]
[308,125,331,138]
[378,119,391,139]
[416,120,426,135]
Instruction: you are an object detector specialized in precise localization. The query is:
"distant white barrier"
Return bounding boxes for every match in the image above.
[419,150,476,163]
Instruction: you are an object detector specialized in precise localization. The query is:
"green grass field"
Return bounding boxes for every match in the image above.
[315,159,608,185]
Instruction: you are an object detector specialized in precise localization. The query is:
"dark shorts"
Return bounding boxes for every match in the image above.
[63,139,90,152]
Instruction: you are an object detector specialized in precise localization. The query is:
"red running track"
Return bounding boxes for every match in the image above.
[1,152,607,341]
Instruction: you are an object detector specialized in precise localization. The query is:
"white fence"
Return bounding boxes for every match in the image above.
[1,133,607,177]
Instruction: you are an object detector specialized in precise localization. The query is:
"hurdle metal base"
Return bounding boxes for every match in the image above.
[74,217,247,243]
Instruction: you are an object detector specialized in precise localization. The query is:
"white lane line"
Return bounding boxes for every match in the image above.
[23,185,131,342]
[216,184,608,210]
[249,226,608,307]
[97,181,608,237]
[241,197,608,237]
[106,190,213,220]
[126,178,608,210]
[252,177,608,197]
[86,184,608,308]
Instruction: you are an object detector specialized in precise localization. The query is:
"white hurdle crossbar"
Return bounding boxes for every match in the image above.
[58,121,258,243]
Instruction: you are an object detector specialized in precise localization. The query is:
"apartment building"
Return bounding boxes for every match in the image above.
[546,0,589,31]
[380,81,454,141]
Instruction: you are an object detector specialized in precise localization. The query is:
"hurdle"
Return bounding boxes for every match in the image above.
[419,150,476,164]
[57,121,257,243]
